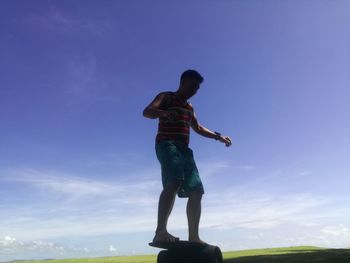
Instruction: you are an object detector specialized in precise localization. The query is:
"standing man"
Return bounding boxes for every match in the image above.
[143,70,232,244]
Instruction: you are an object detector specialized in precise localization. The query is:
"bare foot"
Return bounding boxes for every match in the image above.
[153,231,179,243]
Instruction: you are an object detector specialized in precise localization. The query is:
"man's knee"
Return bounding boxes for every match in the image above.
[189,191,203,200]
[164,180,182,192]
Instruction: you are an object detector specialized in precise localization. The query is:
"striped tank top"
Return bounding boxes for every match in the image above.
[156,92,193,146]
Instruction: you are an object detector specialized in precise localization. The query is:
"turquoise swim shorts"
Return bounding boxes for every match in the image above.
[155,140,204,198]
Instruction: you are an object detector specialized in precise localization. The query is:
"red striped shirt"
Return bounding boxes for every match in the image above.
[156,92,193,145]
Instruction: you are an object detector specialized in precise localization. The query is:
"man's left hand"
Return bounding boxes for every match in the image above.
[219,136,232,147]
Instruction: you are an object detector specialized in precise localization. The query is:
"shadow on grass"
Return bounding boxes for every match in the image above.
[224,249,350,263]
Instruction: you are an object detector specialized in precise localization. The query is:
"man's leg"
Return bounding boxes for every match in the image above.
[153,180,182,242]
[187,191,205,243]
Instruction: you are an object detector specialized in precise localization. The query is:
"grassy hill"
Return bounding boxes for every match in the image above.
[13,246,350,263]
[223,246,350,262]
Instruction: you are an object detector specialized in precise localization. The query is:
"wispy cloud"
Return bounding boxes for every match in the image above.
[234,165,256,171]
[197,160,256,179]
[168,188,333,231]
[59,52,123,110]
[1,168,159,206]
[322,225,350,237]
[23,6,114,36]
[2,166,349,236]
[198,160,231,178]
[1,165,350,260]
[64,54,97,97]
[83,152,145,168]
[17,7,120,111]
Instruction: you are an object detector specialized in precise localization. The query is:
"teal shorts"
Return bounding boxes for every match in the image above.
[155,140,204,198]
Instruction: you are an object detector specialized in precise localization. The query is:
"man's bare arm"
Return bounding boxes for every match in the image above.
[143,92,178,120]
[143,92,167,119]
[190,112,217,138]
[191,111,232,146]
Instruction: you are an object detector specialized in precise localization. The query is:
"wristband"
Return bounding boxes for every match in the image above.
[214,131,221,140]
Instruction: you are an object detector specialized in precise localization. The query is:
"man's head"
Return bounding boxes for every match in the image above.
[178,69,204,99]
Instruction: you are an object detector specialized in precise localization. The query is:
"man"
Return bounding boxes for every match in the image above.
[143,69,232,244]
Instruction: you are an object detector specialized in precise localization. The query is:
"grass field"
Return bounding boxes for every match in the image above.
[13,246,350,263]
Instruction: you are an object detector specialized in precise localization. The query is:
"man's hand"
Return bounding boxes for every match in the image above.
[219,135,232,147]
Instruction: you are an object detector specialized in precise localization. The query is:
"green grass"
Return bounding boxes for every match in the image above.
[223,246,323,259]
[14,246,350,263]
[223,246,350,262]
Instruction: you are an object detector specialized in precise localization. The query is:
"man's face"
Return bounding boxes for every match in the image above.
[181,78,201,99]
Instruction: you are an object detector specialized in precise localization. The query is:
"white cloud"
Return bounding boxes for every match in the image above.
[0,236,18,247]
[0,235,111,262]
[0,236,66,261]
[0,167,160,241]
[0,236,62,252]
[198,160,230,178]
[1,165,350,260]
[168,190,332,232]
[235,165,256,171]
[24,6,113,35]
[2,167,349,240]
[322,225,350,237]
[109,245,118,254]
[65,54,97,96]
[84,152,146,168]
[59,53,122,110]
[2,168,159,204]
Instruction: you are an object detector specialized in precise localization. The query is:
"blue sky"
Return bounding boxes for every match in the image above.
[1,0,350,261]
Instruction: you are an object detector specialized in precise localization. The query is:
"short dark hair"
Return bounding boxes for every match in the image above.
[180,69,204,83]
